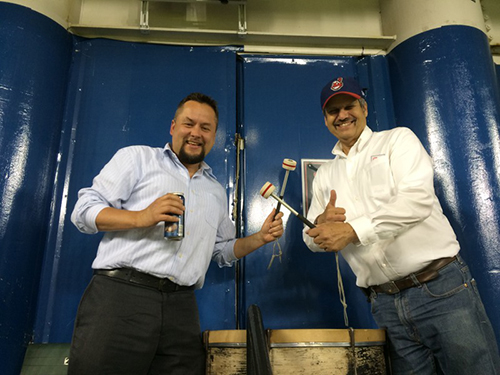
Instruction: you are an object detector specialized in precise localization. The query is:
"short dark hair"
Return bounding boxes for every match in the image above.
[175,92,219,126]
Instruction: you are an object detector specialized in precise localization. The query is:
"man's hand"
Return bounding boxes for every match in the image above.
[136,193,185,228]
[96,193,185,231]
[259,209,284,244]
[315,190,346,225]
[306,222,357,252]
[233,209,284,259]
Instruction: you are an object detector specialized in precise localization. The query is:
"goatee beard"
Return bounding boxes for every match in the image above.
[178,144,206,165]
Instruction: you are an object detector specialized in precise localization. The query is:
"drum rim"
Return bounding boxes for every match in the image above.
[270,341,386,348]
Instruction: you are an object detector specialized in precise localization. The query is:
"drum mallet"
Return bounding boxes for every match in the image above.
[275,158,297,214]
[260,182,316,229]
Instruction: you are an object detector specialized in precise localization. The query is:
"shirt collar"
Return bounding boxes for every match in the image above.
[164,143,216,179]
[331,126,373,158]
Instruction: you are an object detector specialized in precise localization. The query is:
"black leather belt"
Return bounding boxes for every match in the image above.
[94,268,195,293]
[361,256,457,296]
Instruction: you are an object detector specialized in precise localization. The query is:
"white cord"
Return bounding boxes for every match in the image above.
[267,239,282,269]
[336,252,349,327]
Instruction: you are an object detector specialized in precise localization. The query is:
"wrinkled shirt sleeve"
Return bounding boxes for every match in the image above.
[348,129,435,246]
[71,148,139,234]
[212,215,239,267]
[209,189,238,266]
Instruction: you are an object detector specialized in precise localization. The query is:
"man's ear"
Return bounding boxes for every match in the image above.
[169,119,175,136]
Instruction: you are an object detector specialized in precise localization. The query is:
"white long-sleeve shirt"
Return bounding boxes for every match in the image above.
[303,126,460,288]
[71,143,238,289]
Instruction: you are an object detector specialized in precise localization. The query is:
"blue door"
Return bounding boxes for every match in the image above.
[238,55,395,329]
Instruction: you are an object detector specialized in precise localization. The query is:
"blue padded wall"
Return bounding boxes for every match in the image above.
[388,25,500,346]
[0,3,72,374]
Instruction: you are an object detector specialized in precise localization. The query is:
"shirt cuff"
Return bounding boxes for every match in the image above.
[79,204,109,234]
[217,239,238,266]
[302,227,326,253]
[348,216,377,246]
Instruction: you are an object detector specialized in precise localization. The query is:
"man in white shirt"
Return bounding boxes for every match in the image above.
[69,92,283,375]
[303,77,499,374]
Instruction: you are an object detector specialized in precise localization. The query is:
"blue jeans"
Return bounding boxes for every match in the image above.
[369,255,500,374]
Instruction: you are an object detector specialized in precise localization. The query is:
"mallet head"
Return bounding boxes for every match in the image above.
[282,159,297,171]
[260,181,275,198]
[259,181,315,227]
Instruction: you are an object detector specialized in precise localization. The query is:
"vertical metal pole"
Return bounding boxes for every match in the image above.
[238,4,247,36]
[140,1,150,33]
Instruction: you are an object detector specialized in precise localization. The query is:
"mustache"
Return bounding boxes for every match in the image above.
[334,118,356,126]
[185,136,204,145]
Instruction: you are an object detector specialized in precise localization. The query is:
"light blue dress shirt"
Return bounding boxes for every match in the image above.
[71,143,238,288]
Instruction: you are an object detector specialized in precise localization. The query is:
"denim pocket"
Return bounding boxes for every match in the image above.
[370,292,382,315]
[370,298,378,315]
[422,261,470,298]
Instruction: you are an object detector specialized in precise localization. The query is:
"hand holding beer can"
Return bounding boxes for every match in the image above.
[164,192,184,240]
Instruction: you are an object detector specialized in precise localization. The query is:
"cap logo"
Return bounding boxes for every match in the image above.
[331,78,344,92]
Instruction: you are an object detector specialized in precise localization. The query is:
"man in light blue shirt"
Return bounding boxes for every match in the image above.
[68,92,284,375]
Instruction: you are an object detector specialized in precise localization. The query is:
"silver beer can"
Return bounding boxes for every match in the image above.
[164,192,184,240]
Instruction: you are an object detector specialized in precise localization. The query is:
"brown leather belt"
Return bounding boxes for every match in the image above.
[361,256,457,296]
[94,268,195,293]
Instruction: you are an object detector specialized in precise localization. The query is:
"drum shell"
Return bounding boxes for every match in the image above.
[205,329,387,375]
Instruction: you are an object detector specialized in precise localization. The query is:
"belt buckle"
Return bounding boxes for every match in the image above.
[159,278,177,292]
[379,281,400,294]
[159,278,168,292]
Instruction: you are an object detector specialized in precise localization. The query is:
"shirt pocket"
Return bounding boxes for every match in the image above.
[202,193,221,231]
[363,155,394,205]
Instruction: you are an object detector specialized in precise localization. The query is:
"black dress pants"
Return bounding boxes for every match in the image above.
[68,274,205,375]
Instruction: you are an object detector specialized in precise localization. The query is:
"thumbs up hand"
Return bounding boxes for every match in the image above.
[315,190,346,225]
[306,190,357,252]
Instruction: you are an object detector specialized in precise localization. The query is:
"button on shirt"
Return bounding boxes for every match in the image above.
[71,143,238,289]
[303,126,460,288]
